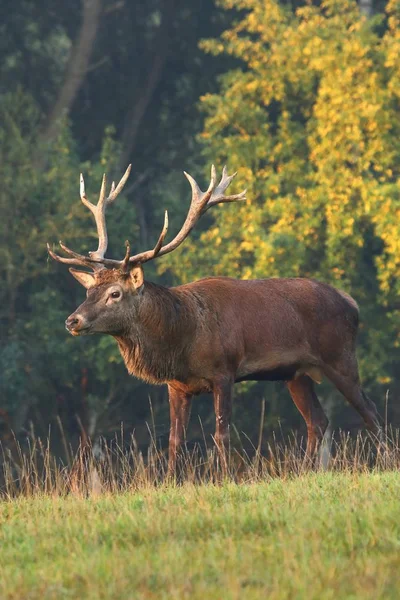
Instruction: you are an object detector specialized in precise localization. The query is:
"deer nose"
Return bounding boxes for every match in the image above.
[65,314,83,331]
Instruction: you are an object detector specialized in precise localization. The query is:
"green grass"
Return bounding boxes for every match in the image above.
[1,471,400,599]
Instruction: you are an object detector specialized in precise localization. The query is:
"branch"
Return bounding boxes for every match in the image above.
[359,0,373,18]
[384,302,400,313]
[39,0,102,147]
[104,1,125,14]
[118,0,176,170]
[123,168,152,196]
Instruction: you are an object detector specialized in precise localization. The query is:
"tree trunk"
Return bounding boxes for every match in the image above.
[118,0,176,170]
[359,0,373,17]
[39,0,102,147]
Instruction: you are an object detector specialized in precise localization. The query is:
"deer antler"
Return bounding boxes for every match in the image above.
[47,164,246,271]
[153,165,246,260]
[47,165,132,270]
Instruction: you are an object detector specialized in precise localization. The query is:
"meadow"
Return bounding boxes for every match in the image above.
[1,434,400,599]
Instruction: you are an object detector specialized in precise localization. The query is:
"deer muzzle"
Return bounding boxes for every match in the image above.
[65,313,91,336]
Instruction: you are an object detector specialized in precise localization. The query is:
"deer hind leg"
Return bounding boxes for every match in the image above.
[167,385,192,476]
[323,359,381,438]
[287,375,329,457]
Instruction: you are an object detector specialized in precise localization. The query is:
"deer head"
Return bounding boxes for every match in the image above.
[47,165,246,336]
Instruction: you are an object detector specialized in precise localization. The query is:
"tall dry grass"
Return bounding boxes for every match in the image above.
[1,424,398,499]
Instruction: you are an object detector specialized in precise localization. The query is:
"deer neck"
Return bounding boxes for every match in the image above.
[114,282,195,384]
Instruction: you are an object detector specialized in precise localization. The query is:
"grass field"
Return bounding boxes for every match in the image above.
[1,468,400,600]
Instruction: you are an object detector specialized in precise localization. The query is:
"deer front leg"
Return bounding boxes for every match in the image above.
[167,385,192,476]
[213,377,233,474]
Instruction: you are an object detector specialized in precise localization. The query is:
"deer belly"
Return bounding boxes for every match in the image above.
[236,346,319,383]
[235,362,323,384]
[235,364,299,383]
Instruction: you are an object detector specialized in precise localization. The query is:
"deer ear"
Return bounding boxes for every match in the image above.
[69,268,96,289]
[129,265,144,290]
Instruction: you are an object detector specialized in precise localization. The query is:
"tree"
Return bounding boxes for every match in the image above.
[0,0,240,453]
[39,0,102,148]
[163,0,400,429]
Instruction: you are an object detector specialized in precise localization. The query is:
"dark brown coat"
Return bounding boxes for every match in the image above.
[66,272,381,471]
[49,164,381,472]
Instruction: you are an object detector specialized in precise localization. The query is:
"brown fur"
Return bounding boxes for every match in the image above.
[95,268,129,285]
[67,273,381,473]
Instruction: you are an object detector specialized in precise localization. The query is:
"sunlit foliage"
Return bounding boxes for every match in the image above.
[165,0,400,390]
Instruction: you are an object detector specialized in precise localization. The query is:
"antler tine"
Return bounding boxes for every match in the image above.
[205,165,247,210]
[46,243,103,270]
[80,173,91,209]
[88,173,108,260]
[182,171,202,203]
[58,241,103,271]
[207,164,218,193]
[98,173,107,207]
[107,164,132,203]
[183,163,218,210]
[152,210,169,257]
[128,210,169,265]
[120,240,131,273]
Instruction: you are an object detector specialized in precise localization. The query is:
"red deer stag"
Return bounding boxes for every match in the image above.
[48,165,381,472]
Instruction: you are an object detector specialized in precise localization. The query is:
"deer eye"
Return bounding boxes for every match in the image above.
[111,291,121,299]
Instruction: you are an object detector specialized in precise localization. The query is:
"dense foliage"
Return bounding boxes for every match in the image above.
[0,0,399,456]
[166,0,400,427]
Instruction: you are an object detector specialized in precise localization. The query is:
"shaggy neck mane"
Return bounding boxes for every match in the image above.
[114,281,196,384]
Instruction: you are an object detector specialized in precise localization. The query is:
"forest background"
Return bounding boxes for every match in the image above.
[1,0,399,459]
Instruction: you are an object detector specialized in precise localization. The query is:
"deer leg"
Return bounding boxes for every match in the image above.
[323,360,381,438]
[167,385,192,476]
[213,377,233,473]
[287,375,329,457]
